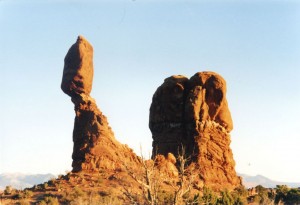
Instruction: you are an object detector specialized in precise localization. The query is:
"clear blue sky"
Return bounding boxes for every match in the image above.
[1,0,300,182]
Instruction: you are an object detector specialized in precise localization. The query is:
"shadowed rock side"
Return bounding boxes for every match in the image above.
[61,36,140,172]
[149,71,241,190]
[61,35,94,98]
[149,75,189,156]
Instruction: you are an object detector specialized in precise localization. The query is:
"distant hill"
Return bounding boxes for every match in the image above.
[239,173,300,188]
[0,173,55,190]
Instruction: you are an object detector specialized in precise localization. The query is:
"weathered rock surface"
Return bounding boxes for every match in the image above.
[62,36,140,172]
[186,72,233,131]
[150,71,241,190]
[61,35,94,98]
[149,75,188,156]
[71,94,140,172]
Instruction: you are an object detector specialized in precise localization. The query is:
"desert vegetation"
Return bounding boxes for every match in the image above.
[2,182,300,204]
[1,157,300,205]
[1,148,299,205]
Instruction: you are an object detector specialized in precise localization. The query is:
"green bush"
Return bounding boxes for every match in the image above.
[4,185,14,195]
[61,190,124,205]
[18,199,30,205]
[275,186,300,205]
[23,190,33,198]
[275,185,289,204]
[285,188,300,204]
[43,182,49,189]
[38,196,60,205]
[73,187,86,198]
[217,190,234,205]
[252,185,272,204]
[201,186,218,204]
[231,186,248,205]
[49,178,56,186]
[191,187,248,205]
[61,187,87,202]
[14,189,34,200]
[38,201,48,205]
[48,197,59,205]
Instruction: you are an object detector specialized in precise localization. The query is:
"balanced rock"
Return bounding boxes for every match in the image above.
[61,35,94,98]
[149,71,241,190]
[62,36,140,172]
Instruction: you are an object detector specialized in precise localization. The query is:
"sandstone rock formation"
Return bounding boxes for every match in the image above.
[61,36,140,172]
[61,35,94,98]
[62,36,240,192]
[149,71,241,190]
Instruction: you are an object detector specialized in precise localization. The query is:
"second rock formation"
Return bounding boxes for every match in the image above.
[149,71,241,190]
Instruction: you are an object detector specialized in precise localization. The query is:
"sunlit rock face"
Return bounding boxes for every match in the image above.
[61,36,140,173]
[149,71,241,190]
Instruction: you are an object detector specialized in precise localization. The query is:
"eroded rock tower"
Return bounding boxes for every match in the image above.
[149,72,241,190]
[61,36,139,172]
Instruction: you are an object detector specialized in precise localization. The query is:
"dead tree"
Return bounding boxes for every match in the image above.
[172,145,197,205]
[124,147,162,205]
